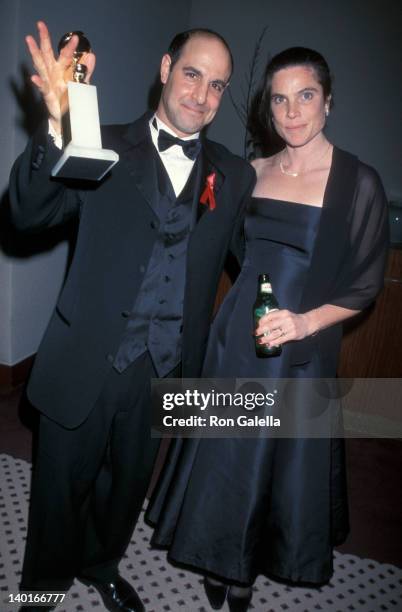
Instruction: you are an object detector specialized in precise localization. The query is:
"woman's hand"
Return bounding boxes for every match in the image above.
[255,303,361,348]
[25,21,96,135]
[255,309,312,348]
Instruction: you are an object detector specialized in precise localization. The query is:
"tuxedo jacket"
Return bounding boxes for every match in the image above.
[9,113,256,428]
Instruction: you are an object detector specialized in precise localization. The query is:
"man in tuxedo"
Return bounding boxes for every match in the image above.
[9,21,255,612]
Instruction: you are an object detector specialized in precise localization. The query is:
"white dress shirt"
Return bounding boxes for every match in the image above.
[49,120,63,149]
[149,115,200,197]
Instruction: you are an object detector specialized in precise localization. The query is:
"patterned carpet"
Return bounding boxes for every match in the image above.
[1,454,401,612]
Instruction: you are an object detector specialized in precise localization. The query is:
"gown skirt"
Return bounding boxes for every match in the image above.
[147,198,349,585]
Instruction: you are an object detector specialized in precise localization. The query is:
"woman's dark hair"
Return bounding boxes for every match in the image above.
[167,28,234,78]
[258,47,333,133]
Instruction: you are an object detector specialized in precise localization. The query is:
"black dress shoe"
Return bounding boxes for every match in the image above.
[84,575,145,612]
[203,577,228,609]
[227,586,253,612]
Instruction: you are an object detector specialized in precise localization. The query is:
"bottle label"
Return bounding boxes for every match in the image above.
[254,306,279,322]
[260,282,272,293]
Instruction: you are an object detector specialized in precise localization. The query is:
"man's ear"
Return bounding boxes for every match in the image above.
[160,54,172,84]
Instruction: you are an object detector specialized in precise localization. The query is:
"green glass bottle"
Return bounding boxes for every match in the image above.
[253,274,282,357]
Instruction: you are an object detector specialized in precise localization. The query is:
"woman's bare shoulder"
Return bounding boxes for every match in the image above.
[251,155,278,176]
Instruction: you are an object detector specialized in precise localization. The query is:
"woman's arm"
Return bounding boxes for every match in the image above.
[255,304,359,348]
[257,161,389,349]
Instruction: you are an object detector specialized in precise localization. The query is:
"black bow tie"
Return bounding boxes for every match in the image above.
[157,129,201,160]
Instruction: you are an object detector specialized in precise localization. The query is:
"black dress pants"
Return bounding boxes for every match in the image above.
[21,352,161,591]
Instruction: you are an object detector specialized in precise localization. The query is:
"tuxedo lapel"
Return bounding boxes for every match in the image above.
[202,139,226,195]
[193,141,226,226]
[190,153,206,229]
[118,114,160,216]
[115,119,228,228]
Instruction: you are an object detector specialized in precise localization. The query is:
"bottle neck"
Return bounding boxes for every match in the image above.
[258,281,272,296]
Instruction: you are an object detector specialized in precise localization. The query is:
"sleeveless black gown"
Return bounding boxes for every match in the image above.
[147,197,348,585]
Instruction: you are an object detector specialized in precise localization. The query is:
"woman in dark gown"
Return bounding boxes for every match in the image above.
[147,48,389,611]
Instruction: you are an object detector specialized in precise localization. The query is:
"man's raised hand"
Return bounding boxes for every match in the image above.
[25,21,96,135]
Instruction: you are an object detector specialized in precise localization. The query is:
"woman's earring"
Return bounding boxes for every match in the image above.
[325,106,329,117]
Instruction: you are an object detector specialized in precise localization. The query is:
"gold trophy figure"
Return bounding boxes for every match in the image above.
[51,31,119,181]
[58,31,91,83]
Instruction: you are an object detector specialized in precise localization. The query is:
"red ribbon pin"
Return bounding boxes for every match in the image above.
[200,172,217,211]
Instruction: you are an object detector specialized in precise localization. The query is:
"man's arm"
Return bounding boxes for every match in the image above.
[8,21,96,232]
[9,127,84,232]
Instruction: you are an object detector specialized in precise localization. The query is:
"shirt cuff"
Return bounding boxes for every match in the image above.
[48,120,63,150]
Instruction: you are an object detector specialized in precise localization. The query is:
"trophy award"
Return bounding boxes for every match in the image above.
[51,31,119,181]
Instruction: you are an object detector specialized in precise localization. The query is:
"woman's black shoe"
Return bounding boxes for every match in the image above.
[227,586,253,612]
[203,577,228,609]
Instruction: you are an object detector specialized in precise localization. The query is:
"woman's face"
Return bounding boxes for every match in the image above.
[270,65,330,147]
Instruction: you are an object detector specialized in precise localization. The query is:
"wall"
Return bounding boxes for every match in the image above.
[0,1,21,364]
[189,0,402,199]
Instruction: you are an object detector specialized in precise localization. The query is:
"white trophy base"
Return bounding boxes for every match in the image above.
[51,143,119,181]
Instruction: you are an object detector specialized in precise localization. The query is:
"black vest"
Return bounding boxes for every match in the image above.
[113,150,201,377]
